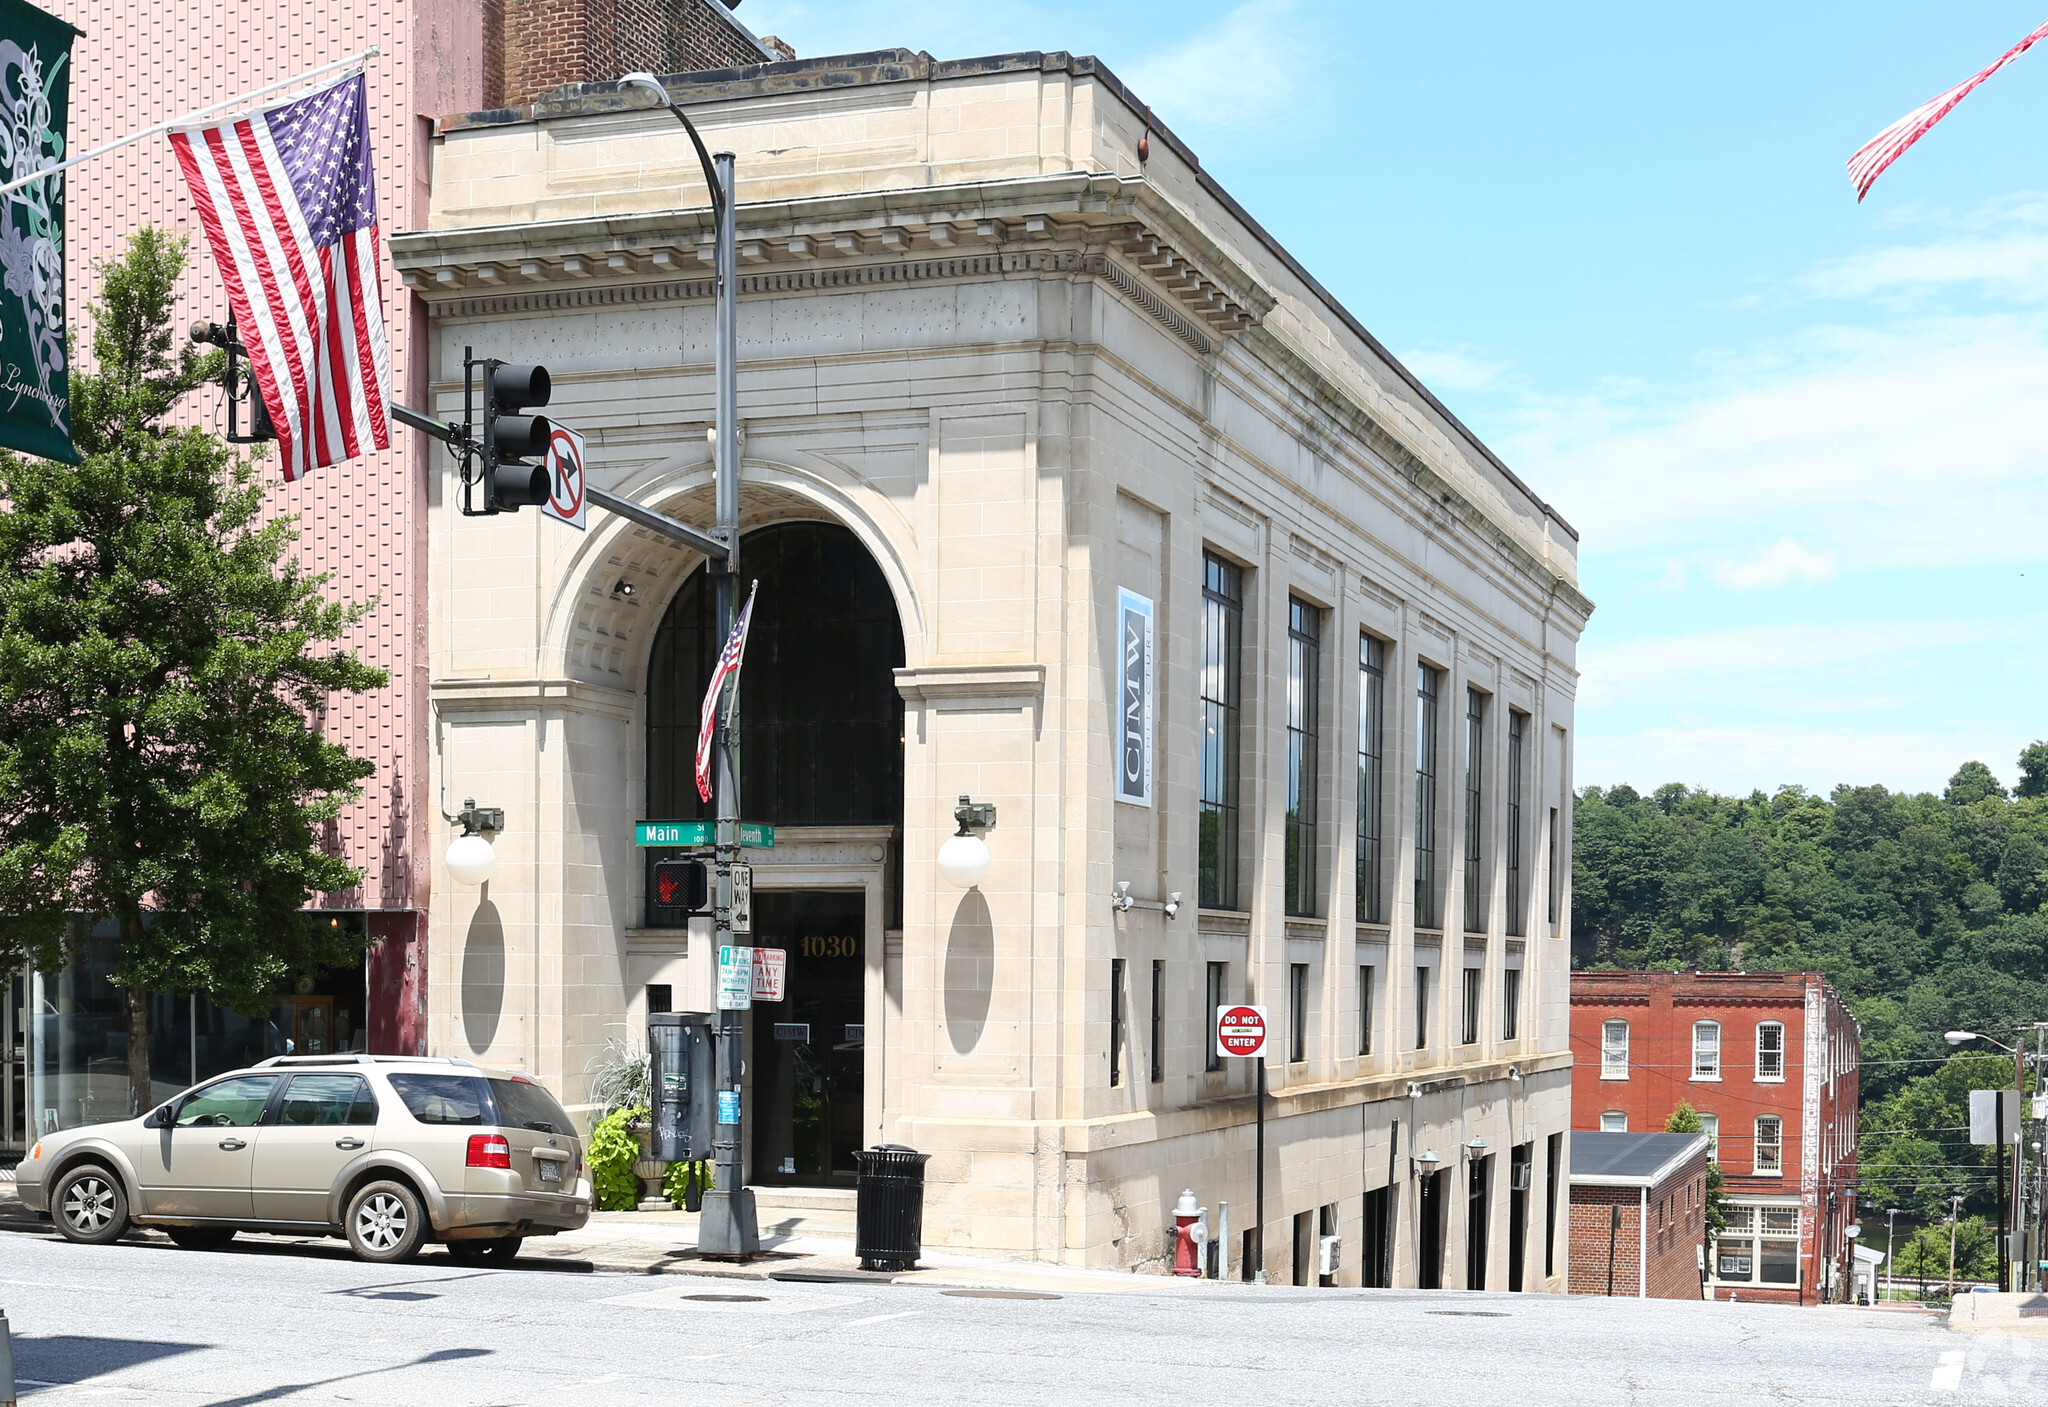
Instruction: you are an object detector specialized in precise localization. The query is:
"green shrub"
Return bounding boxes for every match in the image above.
[587,1106,647,1211]
[663,1158,713,1208]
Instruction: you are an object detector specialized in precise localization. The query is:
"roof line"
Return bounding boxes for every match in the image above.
[1571,1133,1712,1188]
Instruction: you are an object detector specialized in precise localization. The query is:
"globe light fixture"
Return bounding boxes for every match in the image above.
[445,797,503,887]
[617,71,673,111]
[937,794,996,889]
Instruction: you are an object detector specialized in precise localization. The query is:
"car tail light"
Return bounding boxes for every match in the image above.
[467,1134,512,1169]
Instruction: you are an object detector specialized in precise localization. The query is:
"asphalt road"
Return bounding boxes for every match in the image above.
[0,1232,1993,1405]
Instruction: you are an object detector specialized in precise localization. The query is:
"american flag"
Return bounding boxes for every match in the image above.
[170,71,391,480]
[1848,18,2048,201]
[696,581,759,804]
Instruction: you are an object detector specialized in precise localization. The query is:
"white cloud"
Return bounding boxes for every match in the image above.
[1708,537,1836,591]
[1804,234,2048,301]
[1396,347,1508,392]
[1119,0,1317,136]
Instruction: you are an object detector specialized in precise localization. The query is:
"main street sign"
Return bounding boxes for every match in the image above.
[635,820,775,848]
[1216,1004,1268,1060]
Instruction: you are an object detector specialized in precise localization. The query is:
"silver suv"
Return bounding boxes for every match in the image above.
[16,1054,590,1264]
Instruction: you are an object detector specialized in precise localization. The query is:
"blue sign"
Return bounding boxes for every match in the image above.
[717,1089,741,1125]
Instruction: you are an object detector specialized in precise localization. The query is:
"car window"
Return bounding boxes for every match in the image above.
[387,1073,492,1125]
[488,1077,573,1134]
[278,1074,377,1127]
[175,1075,281,1128]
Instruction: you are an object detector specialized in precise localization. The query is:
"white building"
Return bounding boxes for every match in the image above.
[394,46,1592,1285]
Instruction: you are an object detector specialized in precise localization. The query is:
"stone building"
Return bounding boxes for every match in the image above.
[396,46,1591,1281]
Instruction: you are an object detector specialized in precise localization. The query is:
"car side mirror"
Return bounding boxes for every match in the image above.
[146,1103,174,1128]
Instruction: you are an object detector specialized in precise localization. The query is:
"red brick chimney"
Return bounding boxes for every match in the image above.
[485,0,776,109]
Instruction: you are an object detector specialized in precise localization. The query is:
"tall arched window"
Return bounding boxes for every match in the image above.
[1692,1021,1721,1079]
[1755,1021,1785,1081]
[1601,1019,1629,1079]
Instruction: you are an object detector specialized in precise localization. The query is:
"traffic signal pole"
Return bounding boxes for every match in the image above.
[696,148,758,1260]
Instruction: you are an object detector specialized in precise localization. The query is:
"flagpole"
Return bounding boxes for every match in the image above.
[0,47,379,200]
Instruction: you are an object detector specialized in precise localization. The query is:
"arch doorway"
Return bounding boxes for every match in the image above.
[646,521,905,1186]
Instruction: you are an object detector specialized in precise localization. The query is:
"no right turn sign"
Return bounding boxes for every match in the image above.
[1216,1004,1268,1060]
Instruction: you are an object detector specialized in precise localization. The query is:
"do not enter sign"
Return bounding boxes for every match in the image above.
[1216,1004,1268,1059]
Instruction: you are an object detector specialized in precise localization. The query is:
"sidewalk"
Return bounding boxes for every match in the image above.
[0,1183,1209,1295]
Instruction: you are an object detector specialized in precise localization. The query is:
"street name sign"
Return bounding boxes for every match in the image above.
[751,947,786,1001]
[635,820,776,848]
[716,945,753,1010]
[1216,1004,1268,1059]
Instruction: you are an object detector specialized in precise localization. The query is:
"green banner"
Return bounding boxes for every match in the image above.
[0,0,75,463]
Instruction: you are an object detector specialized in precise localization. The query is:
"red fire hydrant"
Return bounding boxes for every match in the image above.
[1174,1189,1205,1277]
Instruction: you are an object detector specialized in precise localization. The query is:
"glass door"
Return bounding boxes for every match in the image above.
[750,891,865,1187]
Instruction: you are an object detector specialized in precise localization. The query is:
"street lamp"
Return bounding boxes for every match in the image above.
[937,796,996,889]
[615,69,753,1260]
[444,798,501,886]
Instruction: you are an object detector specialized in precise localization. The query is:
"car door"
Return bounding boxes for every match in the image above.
[250,1073,379,1224]
[135,1074,281,1218]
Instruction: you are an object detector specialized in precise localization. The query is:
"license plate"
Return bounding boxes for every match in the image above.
[537,1159,561,1183]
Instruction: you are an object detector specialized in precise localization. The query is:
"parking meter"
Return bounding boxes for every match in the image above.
[649,1012,716,1163]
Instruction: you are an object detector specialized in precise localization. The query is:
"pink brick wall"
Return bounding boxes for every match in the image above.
[56,1,489,926]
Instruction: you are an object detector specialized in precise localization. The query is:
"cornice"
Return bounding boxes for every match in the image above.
[429,676,637,721]
[894,663,1046,704]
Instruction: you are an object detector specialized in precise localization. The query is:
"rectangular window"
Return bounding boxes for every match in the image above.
[1501,966,1521,1041]
[1358,964,1375,1056]
[1414,965,1431,1049]
[1546,806,1562,925]
[1415,665,1443,928]
[1601,1019,1629,1079]
[1460,966,1482,1045]
[1544,1132,1562,1278]
[1199,554,1244,910]
[1150,960,1165,1085]
[1600,1110,1627,1132]
[1717,1205,1755,1282]
[1754,1115,1782,1175]
[1285,599,1322,917]
[1464,688,1487,933]
[646,983,673,1015]
[1110,959,1126,1088]
[1756,1022,1785,1081]
[1506,712,1527,937]
[1289,962,1309,1062]
[1700,1112,1719,1157]
[1357,635,1387,923]
[1693,1021,1721,1079]
[1205,961,1226,1073]
[1759,1207,1800,1285]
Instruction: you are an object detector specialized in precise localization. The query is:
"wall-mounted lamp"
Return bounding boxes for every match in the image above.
[937,794,996,889]
[612,579,636,599]
[1111,882,1181,919]
[1462,1136,1489,1163]
[1506,1065,1523,1082]
[445,797,503,887]
[1411,1148,1441,1180]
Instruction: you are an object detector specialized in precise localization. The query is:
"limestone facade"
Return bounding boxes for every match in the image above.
[396,48,1593,1282]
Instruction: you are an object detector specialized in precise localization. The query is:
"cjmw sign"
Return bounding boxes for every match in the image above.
[1116,588,1154,806]
[1216,1004,1268,1060]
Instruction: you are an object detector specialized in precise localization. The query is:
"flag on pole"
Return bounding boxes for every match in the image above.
[1848,18,2048,201]
[169,71,391,480]
[696,581,759,804]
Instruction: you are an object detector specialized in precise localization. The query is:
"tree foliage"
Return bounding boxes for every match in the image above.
[1576,750,2048,1224]
[0,227,386,1111]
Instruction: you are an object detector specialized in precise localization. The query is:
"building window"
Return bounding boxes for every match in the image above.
[646,983,673,1015]
[1754,1115,1782,1175]
[1357,634,1387,924]
[1205,961,1226,1073]
[1506,711,1527,937]
[1460,966,1482,1045]
[1546,805,1562,925]
[1358,964,1375,1056]
[1601,1111,1627,1132]
[1415,665,1443,928]
[1150,960,1165,1084]
[1719,1205,1799,1285]
[1463,688,1487,933]
[1501,965,1521,1041]
[1285,598,1322,917]
[1289,962,1309,1062]
[1199,553,1244,910]
[1601,1019,1629,1079]
[1414,965,1431,1049]
[1700,1112,1719,1157]
[1692,1021,1721,1080]
[1109,959,1126,1088]
[1756,1021,1785,1081]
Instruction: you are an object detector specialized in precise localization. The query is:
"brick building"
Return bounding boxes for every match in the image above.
[1570,971,1860,1304]
[5,0,771,1151]
[1567,1131,1710,1298]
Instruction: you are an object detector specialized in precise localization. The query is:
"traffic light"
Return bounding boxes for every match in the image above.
[652,857,710,914]
[481,361,552,511]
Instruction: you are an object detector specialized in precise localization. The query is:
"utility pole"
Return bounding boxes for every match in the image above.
[1885,1208,1899,1305]
[1949,1193,1964,1298]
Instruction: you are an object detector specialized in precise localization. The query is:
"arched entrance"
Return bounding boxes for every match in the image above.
[646,521,905,1185]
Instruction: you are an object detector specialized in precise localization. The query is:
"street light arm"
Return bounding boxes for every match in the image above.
[665,105,725,225]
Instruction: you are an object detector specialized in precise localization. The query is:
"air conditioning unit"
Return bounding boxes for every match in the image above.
[1319,1233,1342,1277]
[1510,1162,1533,1192]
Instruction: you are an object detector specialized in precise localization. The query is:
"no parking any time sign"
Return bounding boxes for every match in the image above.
[1215,1004,1268,1060]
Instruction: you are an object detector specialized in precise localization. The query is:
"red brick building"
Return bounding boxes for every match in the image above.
[1569,971,1860,1304]
[1568,1131,1710,1298]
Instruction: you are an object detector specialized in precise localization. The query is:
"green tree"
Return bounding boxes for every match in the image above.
[0,228,386,1113]
[2016,740,2048,800]
[1666,1101,1728,1248]
[1893,1216,1996,1288]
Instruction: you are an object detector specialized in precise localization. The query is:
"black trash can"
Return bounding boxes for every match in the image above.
[855,1144,930,1272]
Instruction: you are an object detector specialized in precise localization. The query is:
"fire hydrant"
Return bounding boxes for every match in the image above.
[1174,1189,1206,1277]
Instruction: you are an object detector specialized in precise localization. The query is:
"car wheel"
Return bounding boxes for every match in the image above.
[166,1227,237,1251]
[53,1165,131,1245]
[444,1233,522,1265]
[345,1180,426,1264]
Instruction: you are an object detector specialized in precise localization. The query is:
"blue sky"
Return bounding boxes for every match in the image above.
[741,0,2048,798]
